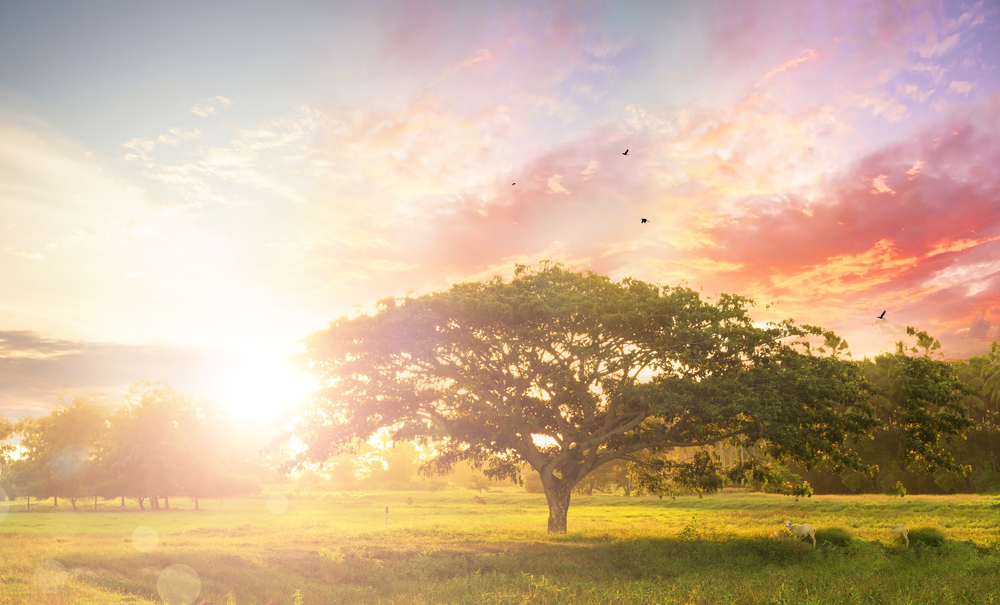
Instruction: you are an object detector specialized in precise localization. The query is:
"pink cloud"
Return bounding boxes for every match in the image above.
[694,96,1000,357]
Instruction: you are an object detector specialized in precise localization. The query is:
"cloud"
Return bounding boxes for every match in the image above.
[918,33,961,58]
[950,80,976,95]
[871,174,896,195]
[545,174,569,194]
[439,49,492,79]
[969,313,991,339]
[5,248,44,260]
[756,49,817,86]
[191,96,233,117]
[0,331,227,416]
[692,97,1000,358]
[911,62,946,85]
[191,106,216,117]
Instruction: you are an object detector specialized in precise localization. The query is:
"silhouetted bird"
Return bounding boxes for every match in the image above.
[641,218,648,223]
[623,149,629,155]
[878,310,886,320]
[512,183,515,186]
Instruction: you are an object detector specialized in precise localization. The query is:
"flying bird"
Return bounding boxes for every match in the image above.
[512,183,515,186]
[641,218,648,223]
[878,310,886,320]
[623,149,629,155]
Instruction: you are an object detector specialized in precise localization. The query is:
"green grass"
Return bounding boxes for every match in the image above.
[1,489,999,604]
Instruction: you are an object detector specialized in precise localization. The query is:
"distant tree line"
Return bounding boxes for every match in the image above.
[787,339,1000,495]
[0,381,268,510]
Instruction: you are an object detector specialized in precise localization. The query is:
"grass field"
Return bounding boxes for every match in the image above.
[1,488,999,604]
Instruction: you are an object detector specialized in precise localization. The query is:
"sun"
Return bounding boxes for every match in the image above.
[209,351,319,421]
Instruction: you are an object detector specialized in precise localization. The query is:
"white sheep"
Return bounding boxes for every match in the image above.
[784,520,816,547]
[889,524,909,547]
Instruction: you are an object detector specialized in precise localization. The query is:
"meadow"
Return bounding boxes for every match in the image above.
[1,489,999,605]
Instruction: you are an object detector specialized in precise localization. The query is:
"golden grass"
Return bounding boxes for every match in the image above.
[0,489,998,604]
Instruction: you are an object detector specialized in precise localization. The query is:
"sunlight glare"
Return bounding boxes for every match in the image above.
[210,351,318,420]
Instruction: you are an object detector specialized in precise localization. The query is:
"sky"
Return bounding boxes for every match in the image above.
[2,0,999,420]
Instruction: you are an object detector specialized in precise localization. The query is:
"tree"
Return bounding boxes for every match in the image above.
[93,381,260,510]
[0,415,15,493]
[284,263,965,533]
[92,382,185,509]
[11,397,107,509]
[981,341,1000,409]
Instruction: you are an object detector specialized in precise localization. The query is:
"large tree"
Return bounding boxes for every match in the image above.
[285,264,966,533]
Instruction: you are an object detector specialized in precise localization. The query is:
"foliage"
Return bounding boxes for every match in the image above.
[814,527,853,546]
[11,382,261,509]
[908,527,948,547]
[286,264,977,532]
[10,395,108,508]
[981,341,1000,410]
[523,469,544,494]
[0,414,16,488]
[296,469,325,492]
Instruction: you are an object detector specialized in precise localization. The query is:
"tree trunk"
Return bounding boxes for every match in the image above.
[121,495,125,508]
[544,486,573,534]
[138,496,145,510]
[70,496,78,511]
[194,497,200,511]
[150,496,159,510]
[54,495,58,507]
[164,496,169,509]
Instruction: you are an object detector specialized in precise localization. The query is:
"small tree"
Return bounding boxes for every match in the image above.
[467,474,491,494]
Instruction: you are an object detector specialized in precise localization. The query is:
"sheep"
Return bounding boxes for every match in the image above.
[889,524,909,547]
[473,495,486,505]
[784,520,816,547]
[407,496,414,506]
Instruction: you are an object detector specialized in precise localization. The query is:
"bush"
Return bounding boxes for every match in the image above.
[908,527,947,547]
[815,527,853,546]
[523,471,544,494]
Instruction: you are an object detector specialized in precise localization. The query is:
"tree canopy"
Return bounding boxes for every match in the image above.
[287,263,976,533]
[9,382,262,510]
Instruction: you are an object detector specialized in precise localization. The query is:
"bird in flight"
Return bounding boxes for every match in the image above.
[877,310,886,320]
[641,218,648,223]
[623,149,629,155]
[512,183,515,186]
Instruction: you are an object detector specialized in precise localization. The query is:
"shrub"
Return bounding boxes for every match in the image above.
[523,471,544,494]
[908,527,947,547]
[815,527,853,546]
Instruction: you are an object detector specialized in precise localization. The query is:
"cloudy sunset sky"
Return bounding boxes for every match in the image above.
[2,0,999,419]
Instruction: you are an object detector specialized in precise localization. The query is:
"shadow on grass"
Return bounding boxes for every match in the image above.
[46,531,977,604]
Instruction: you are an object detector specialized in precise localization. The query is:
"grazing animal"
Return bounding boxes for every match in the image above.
[473,495,486,505]
[784,520,816,547]
[878,310,886,319]
[406,496,413,506]
[889,524,909,547]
